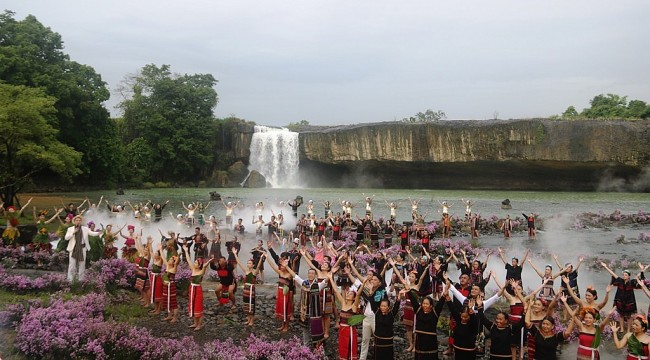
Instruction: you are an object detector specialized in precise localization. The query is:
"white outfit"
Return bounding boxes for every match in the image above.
[65,225,101,281]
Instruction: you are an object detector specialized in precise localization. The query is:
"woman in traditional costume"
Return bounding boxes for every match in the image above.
[120,225,139,263]
[265,253,294,332]
[611,315,650,360]
[233,247,264,326]
[31,207,62,255]
[149,244,164,315]
[161,254,179,323]
[182,244,212,331]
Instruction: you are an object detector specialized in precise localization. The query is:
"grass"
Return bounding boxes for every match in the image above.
[0,289,54,310]
[103,292,150,324]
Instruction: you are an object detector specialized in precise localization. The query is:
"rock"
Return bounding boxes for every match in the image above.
[227,161,249,184]
[209,191,221,201]
[242,170,267,188]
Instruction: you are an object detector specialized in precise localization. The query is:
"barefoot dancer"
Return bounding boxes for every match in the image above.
[233,247,264,326]
[148,244,164,315]
[265,252,294,332]
[182,244,212,331]
[161,255,179,323]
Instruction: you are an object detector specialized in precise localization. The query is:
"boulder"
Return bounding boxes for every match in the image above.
[242,170,267,188]
[227,161,249,184]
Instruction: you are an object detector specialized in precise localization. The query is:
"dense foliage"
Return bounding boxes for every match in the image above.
[0,11,254,201]
[559,93,650,119]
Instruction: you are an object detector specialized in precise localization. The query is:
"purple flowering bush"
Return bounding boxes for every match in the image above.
[81,258,137,292]
[13,292,324,360]
[0,267,70,293]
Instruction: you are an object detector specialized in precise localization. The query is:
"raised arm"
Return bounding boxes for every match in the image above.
[553,254,563,270]
[527,258,544,278]
[182,245,198,272]
[600,261,618,278]
[327,272,345,305]
[265,254,281,274]
[574,256,585,272]
[232,248,248,275]
[497,247,507,265]
[596,284,613,310]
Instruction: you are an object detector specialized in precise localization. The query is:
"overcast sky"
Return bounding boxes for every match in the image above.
[4,1,649,127]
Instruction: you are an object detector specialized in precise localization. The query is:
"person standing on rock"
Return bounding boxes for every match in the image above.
[64,215,101,281]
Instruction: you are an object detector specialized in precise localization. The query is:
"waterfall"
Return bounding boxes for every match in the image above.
[248,125,300,188]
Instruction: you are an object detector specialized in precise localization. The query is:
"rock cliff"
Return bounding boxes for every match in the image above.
[296,119,650,191]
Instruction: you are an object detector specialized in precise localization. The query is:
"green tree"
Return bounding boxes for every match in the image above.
[286,119,310,131]
[562,105,579,118]
[0,83,82,206]
[401,109,447,122]
[582,93,628,118]
[626,100,650,119]
[0,11,124,186]
[118,64,219,182]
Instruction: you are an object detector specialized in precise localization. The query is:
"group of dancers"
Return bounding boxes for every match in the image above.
[2,195,648,359]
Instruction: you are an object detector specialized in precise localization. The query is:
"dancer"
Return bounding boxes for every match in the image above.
[470,213,481,239]
[373,295,402,360]
[555,254,584,319]
[85,222,103,266]
[527,260,563,301]
[55,213,74,252]
[389,259,428,353]
[524,295,576,360]
[441,213,452,239]
[265,254,295,332]
[461,198,473,219]
[289,265,328,347]
[152,200,169,222]
[100,223,123,259]
[148,244,164,315]
[447,295,480,360]
[210,239,237,311]
[182,245,212,331]
[572,306,615,359]
[250,239,266,284]
[134,235,153,307]
[120,225,140,263]
[522,212,536,238]
[161,254,179,323]
[408,284,446,359]
[2,198,32,246]
[328,271,362,360]
[478,296,514,360]
[222,200,238,227]
[610,316,650,360]
[601,261,646,333]
[500,214,513,239]
[233,248,264,326]
[31,207,63,262]
[497,247,529,295]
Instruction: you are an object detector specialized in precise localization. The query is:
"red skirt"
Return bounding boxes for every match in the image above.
[402,299,414,327]
[162,281,177,311]
[243,283,256,315]
[188,283,203,318]
[275,286,293,322]
[339,325,358,360]
[135,267,149,291]
[149,272,163,302]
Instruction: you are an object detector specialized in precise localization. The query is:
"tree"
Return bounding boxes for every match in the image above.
[562,106,579,118]
[118,64,219,182]
[401,109,447,122]
[582,93,628,118]
[0,11,124,186]
[559,94,650,120]
[0,83,82,206]
[286,120,310,131]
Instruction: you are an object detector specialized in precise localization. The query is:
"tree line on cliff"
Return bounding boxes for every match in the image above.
[0,11,251,206]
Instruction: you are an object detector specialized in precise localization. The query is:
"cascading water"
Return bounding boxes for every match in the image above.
[247,125,300,188]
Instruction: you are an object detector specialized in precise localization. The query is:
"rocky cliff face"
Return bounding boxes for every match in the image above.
[296,119,650,190]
